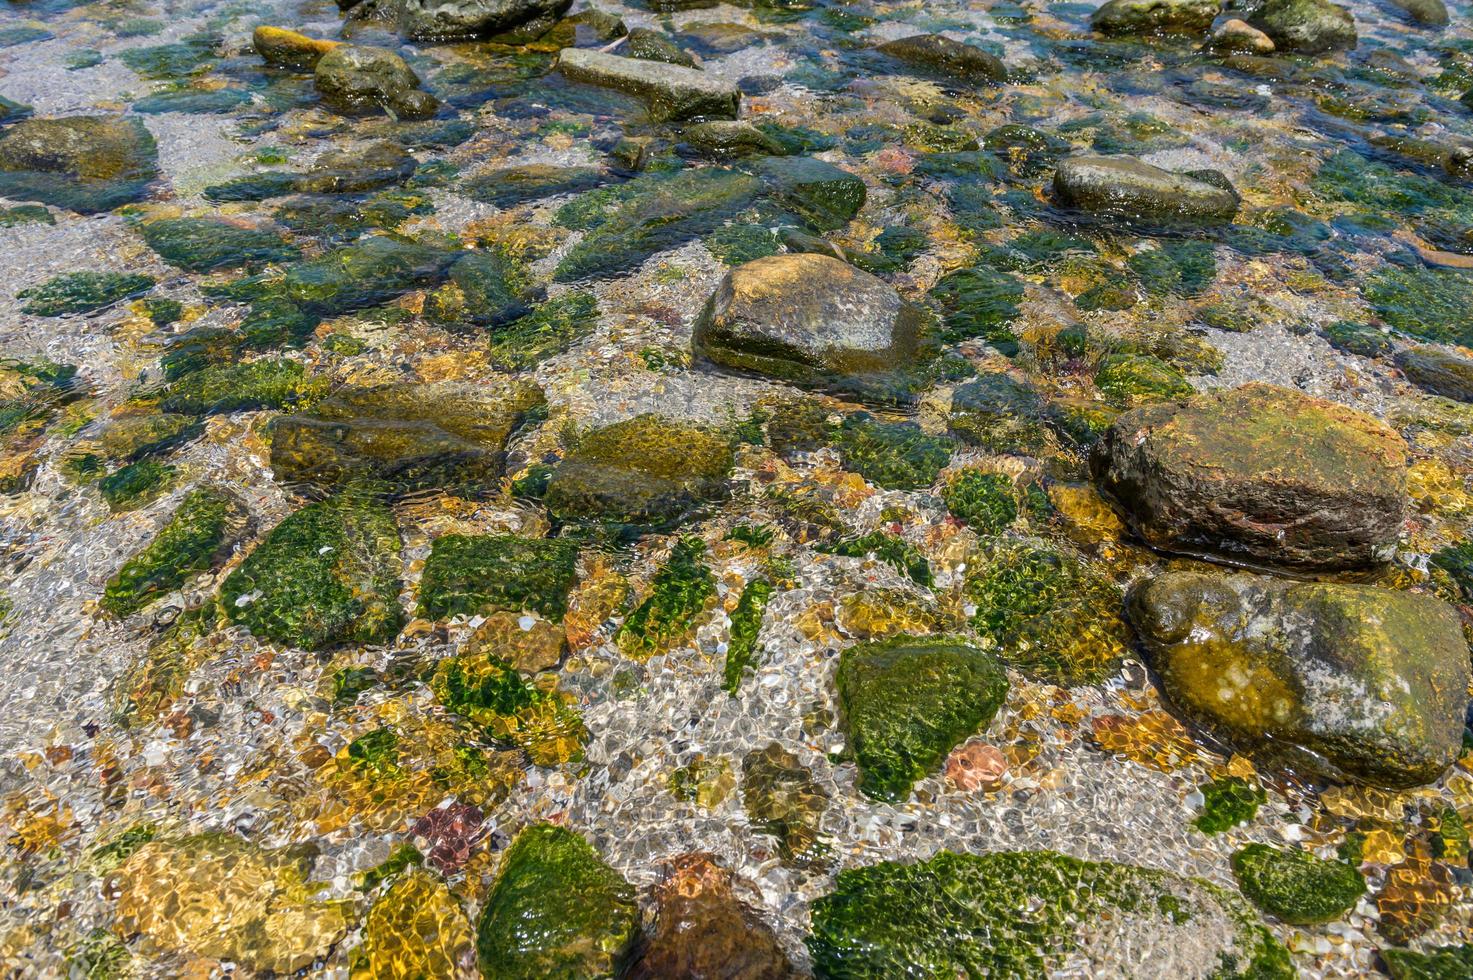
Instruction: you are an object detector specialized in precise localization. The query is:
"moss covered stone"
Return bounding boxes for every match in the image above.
[280,235,457,316]
[98,458,175,513]
[1364,265,1473,348]
[19,271,153,316]
[431,652,587,765]
[220,493,403,650]
[942,469,1018,533]
[557,48,738,122]
[554,169,760,282]
[0,116,159,213]
[102,486,249,618]
[270,379,543,497]
[1093,383,1408,571]
[964,538,1130,686]
[1094,352,1193,407]
[723,578,773,694]
[1194,776,1266,833]
[833,414,952,491]
[417,534,579,621]
[545,414,733,528]
[314,44,439,119]
[820,532,933,587]
[947,372,1051,453]
[475,824,640,979]
[616,536,717,659]
[928,265,1023,352]
[877,33,1006,83]
[837,636,1009,802]
[158,359,321,416]
[808,849,1292,979]
[488,291,599,371]
[1054,155,1241,226]
[757,155,866,231]
[463,164,603,208]
[1231,844,1364,924]
[1131,569,1471,788]
[137,216,297,273]
[1383,944,1473,980]
[427,249,538,329]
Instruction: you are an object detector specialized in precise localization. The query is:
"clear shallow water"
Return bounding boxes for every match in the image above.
[0,0,1472,975]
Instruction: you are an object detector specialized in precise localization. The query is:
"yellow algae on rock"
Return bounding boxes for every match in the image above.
[353,871,474,980]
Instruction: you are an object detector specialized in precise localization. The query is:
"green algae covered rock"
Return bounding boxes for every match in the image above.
[281,235,457,315]
[431,652,588,764]
[1091,0,1219,35]
[270,379,544,497]
[1248,0,1356,54]
[836,636,1008,802]
[220,493,404,650]
[158,359,322,416]
[693,254,933,403]
[102,486,249,618]
[723,578,773,694]
[876,34,1005,83]
[554,168,760,282]
[946,372,1051,453]
[476,824,640,980]
[1195,776,1265,834]
[963,538,1131,687]
[19,271,153,316]
[616,535,716,659]
[807,849,1293,979]
[832,414,952,491]
[557,48,739,122]
[0,116,158,213]
[1093,352,1193,407]
[1231,844,1364,925]
[1053,155,1240,226]
[545,414,733,528]
[1131,569,1471,788]
[941,469,1017,533]
[314,45,439,119]
[756,156,866,231]
[137,216,297,273]
[1384,945,1473,980]
[463,164,603,208]
[488,291,600,371]
[417,534,579,621]
[1093,383,1408,571]
[427,249,537,328]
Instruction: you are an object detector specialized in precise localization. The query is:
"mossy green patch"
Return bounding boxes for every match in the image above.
[487,292,599,371]
[137,216,297,273]
[616,536,716,659]
[1230,843,1364,925]
[1363,264,1473,347]
[430,653,587,764]
[820,532,932,588]
[19,271,153,316]
[927,266,1023,353]
[98,458,175,513]
[1094,353,1194,407]
[837,636,1008,802]
[157,359,321,416]
[808,849,1292,979]
[833,414,952,491]
[417,534,579,621]
[102,486,246,618]
[723,578,773,694]
[1322,320,1391,358]
[942,470,1018,533]
[964,538,1129,686]
[1194,776,1266,833]
[476,825,640,980]
[1383,944,1473,980]
[220,493,403,650]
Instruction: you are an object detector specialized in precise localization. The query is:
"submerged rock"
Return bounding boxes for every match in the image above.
[836,636,1009,802]
[876,34,1005,83]
[252,26,339,69]
[1053,155,1240,225]
[628,853,795,979]
[475,824,640,979]
[1230,843,1365,925]
[807,849,1291,978]
[1385,0,1448,25]
[391,0,573,40]
[1248,0,1357,53]
[693,254,930,401]
[298,140,416,194]
[270,379,543,497]
[462,163,603,207]
[358,872,474,978]
[417,533,579,621]
[1091,0,1219,36]
[101,486,250,618]
[1092,383,1407,571]
[137,216,297,273]
[757,156,866,231]
[742,742,831,869]
[281,235,457,315]
[0,115,158,213]
[1395,347,1473,403]
[314,45,439,119]
[627,27,697,68]
[557,48,740,122]
[1131,569,1470,788]
[544,414,733,527]
[220,493,404,650]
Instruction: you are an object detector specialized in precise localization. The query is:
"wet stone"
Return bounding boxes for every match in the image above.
[836,636,1009,802]
[756,155,866,231]
[693,254,931,402]
[270,379,544,497]
[876,34,1006,84]
[557,48,740,122]
[417,533,579,621]
[741,742,831,870]
[356,871,474,978]
[1090,0,1219,36]
[298,140,417,194]
[1230,843,1365,925]
[314,45,440,119]
[101,486,250,618]
[390,0,573,41]
[1093,383,1409,571]
[0,115,158,213]
[1131,569,1472,788]
[1247,0,1357,54]
[475,824,640,979]
[462,163,603,207]
[544,414,733,528]
[253,25,339,69]
[1395,346,1473,402]
[627,27,697,68]
[1053,155,1241,226]
[136,216,297,273]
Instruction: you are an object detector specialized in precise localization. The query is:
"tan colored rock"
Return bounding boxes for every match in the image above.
[1203,19,1276,54]
[253,26,339,70]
